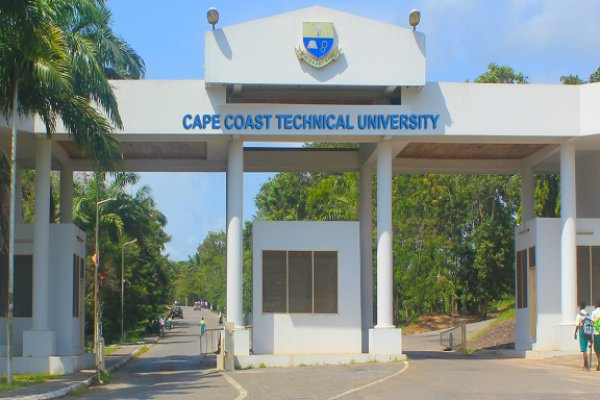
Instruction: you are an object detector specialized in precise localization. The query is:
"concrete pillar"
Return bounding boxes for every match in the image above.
[32,138,51,330]
[59,165,73,223]
[359,163,373,352]
[226,139,244,327]
[15,166,23,224]
[560,141,577,324]
[375,141,394,328]
[23,137,56,357]
[521,163,535,223]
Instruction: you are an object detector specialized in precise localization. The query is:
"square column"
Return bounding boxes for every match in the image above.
[59,165,73,223]
[560,142,577,325]
[371,141,402,354]
[23,137,55,356]
[521,163,534,223]
[226,139,244,327]
[359,163,373,353]
[375,141,393,328]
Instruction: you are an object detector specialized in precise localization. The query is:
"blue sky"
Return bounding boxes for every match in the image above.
[107,0,600,260]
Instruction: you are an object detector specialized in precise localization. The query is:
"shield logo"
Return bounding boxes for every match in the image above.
[303,22,335,60]
[296,22,341,68]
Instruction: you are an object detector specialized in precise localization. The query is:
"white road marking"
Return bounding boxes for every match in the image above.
[224,373,248,400]
[327,361,410,400]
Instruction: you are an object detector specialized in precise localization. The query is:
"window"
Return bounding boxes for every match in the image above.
[73,254,80,317]
[14,255,33,317]
[263,251,286,313]
[262,250,338,314]
[314,251,338,313]
[1,254,33,317]
[577,246,600,306]
[516,249,528,309]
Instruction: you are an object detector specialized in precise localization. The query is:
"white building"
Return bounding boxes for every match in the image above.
[1,6,600,372]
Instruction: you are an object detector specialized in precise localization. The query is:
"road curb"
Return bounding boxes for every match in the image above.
[14,341,155,400]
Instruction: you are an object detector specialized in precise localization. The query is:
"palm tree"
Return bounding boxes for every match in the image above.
[1,0,146,166]
[0,0,144,380]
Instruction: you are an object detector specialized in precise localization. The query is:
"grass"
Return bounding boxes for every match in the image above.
[490,297,515,314]
[0,373,57,392]
[133,345,149,358]
[244,364,254,369]
[67,384,89,396]
[258,363,266,369]
[468,304,515,345]
[105,345,121,356]
[98,371,112,384]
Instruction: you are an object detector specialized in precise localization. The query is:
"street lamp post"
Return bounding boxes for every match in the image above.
[95,197,115,381]
[121,239,137,342]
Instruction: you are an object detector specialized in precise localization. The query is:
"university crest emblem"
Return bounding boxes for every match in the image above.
[295,22,342,68]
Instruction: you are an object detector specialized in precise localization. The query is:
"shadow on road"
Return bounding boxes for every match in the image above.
[405,350,522,361]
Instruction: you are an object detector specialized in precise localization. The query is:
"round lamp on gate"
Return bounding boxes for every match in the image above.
[409,9,421,30]
[207,7,219,29]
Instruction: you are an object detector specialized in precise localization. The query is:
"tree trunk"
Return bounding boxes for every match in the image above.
[0,158,9,256]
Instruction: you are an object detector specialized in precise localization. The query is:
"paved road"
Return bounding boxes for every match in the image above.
[226,352,600,400]
[402,319,493,351]
[73,307,600,399]
[74,306,235,400]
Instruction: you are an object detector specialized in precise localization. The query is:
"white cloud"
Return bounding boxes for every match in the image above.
[504,0,600,56]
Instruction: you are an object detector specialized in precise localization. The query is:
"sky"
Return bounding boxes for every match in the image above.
[106,0,600,261]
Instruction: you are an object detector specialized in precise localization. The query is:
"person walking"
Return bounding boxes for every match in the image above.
[160,317,166,338]
[575,302,593,369]
[200,317,206,336]
[592,301,600,370]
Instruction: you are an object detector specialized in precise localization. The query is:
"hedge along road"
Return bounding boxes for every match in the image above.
[72,307,600,399]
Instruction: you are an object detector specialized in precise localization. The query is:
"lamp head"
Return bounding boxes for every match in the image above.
[207,7,219,29]
[409,9,421,30]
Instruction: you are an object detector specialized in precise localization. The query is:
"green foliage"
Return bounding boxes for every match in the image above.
[560,74,585,85]
[0,1,145,290]
[0,0,144,168]
[73,172,174,344]
[392,174,520,320]
[173,231,226,310]
[133,345,149,358]
[255,172,313,221]
[104,345,121,355]
[173,220,254,317]
[253,163,522,322]
[535,175,560,217]
[590,67,600,83]
[0,373,56,392]
[475,63,527,84]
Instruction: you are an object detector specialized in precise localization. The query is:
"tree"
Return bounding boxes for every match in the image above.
[255,173,313,221]
[73,172,173,343]
[475,62,527,84]
[590,67,600,83]
[0,2,145,347]
[560,74,585,85]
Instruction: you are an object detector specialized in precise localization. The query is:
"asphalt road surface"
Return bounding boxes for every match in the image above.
[73,307,600,399]
[75,306,236,400]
